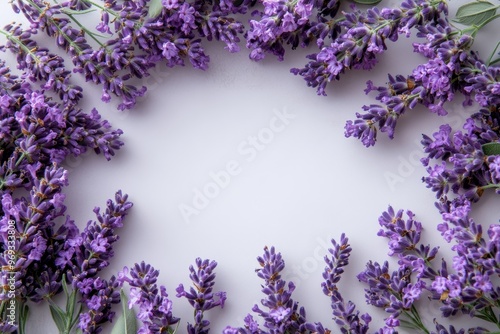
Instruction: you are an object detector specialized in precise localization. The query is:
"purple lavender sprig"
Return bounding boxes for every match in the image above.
[176,258,226,334]
[358,205,500,332]
[292,0,447,96]
[421,108,500,203]
[244,0,341,61]
[11,0,149,110]
[223,246,312,334]
[344,17,477,147]
[0,23,83,105]
[77,276,121,334]
[0,49,127,332]
[8,0,247,110]
[42,190,132,334]
[117,261,180,333]
[431,196,500,324]
[0,59,123,190]
[344,1,500,149]
[57,190,133,290]
[360,207,437,332]
[319,234,371,334]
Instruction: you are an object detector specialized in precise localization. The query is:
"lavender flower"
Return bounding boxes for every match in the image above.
[78,276,121,334]
[176,258,226,334]
[223,246,311,333]
[292,0,448,96]
[422,109,500,203]
[0,53,126,331]
[1,23,83,105]
[427,196,500,322]
[245,0,339,61]
[59,191,133,290]
[9,0,247,110]
[360,204,500,331]
[321,234,371,334]
[345,16,477,146]
[117,262,180,333]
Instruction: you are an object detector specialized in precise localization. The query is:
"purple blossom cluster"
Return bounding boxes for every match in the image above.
[223,246,312,333]
[358,207,438,332]
[344,11,500,148]
[78,276,122,334]
[1,0,500,333]
[0,27,133,331]
[245,0,341,62]
[317,234,371,334]
[432,196,500,321]
[357,205,500,333]
[7,0,247,110]
[421,107,500,203]
[223,242,370,334]
[220,202,500,334]
[291,0,448,96]
[176,258,226,334]
[117,262,180,333]
[343,17,478,146]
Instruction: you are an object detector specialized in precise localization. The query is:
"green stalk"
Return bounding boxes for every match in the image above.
[399,306,430,334]
[486,41,500,66]
[17,302,29,334]
[476,306,500,329]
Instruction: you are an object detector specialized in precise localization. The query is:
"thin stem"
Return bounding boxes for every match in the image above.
[401,306,430,334]
[486,41,500,66]
[480,183,500,190]
[482,306,500,329]
[80,0,119,17]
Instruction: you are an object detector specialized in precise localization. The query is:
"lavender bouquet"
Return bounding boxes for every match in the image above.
[0,0,500,333]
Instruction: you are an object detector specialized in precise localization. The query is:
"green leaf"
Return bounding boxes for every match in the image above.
[482,142,500,155]
[110,289,138,334]
[454,0,498,26]
[61,8,97,15]
[49,303,67,333]
[18,303,29,334]
[351,0,383,4]
[148,0,164,19]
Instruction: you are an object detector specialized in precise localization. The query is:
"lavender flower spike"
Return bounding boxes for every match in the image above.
[223,246,311,333]
[322,234,371,334]
[117,262,180,333]
[176,258,226,334]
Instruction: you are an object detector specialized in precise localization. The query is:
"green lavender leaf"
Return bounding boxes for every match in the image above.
[49,303,66,333]
[352,0,383,4]
[60,8,97,15]
[62,278,75,316]
[110,289,138,334]
[148,0,164,19]
[482,142,500,155]
[454,0,498,26]
[18,303,29,334]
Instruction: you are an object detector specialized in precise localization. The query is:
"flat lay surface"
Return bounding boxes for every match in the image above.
[1,0,500,332]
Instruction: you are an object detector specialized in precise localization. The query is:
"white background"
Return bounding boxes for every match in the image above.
[1,1,499,332]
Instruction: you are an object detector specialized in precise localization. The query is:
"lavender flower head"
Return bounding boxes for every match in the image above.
[223,246,310,333]
[176,258,226,334]
[118,262,180,333]
[320,234,371,334]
